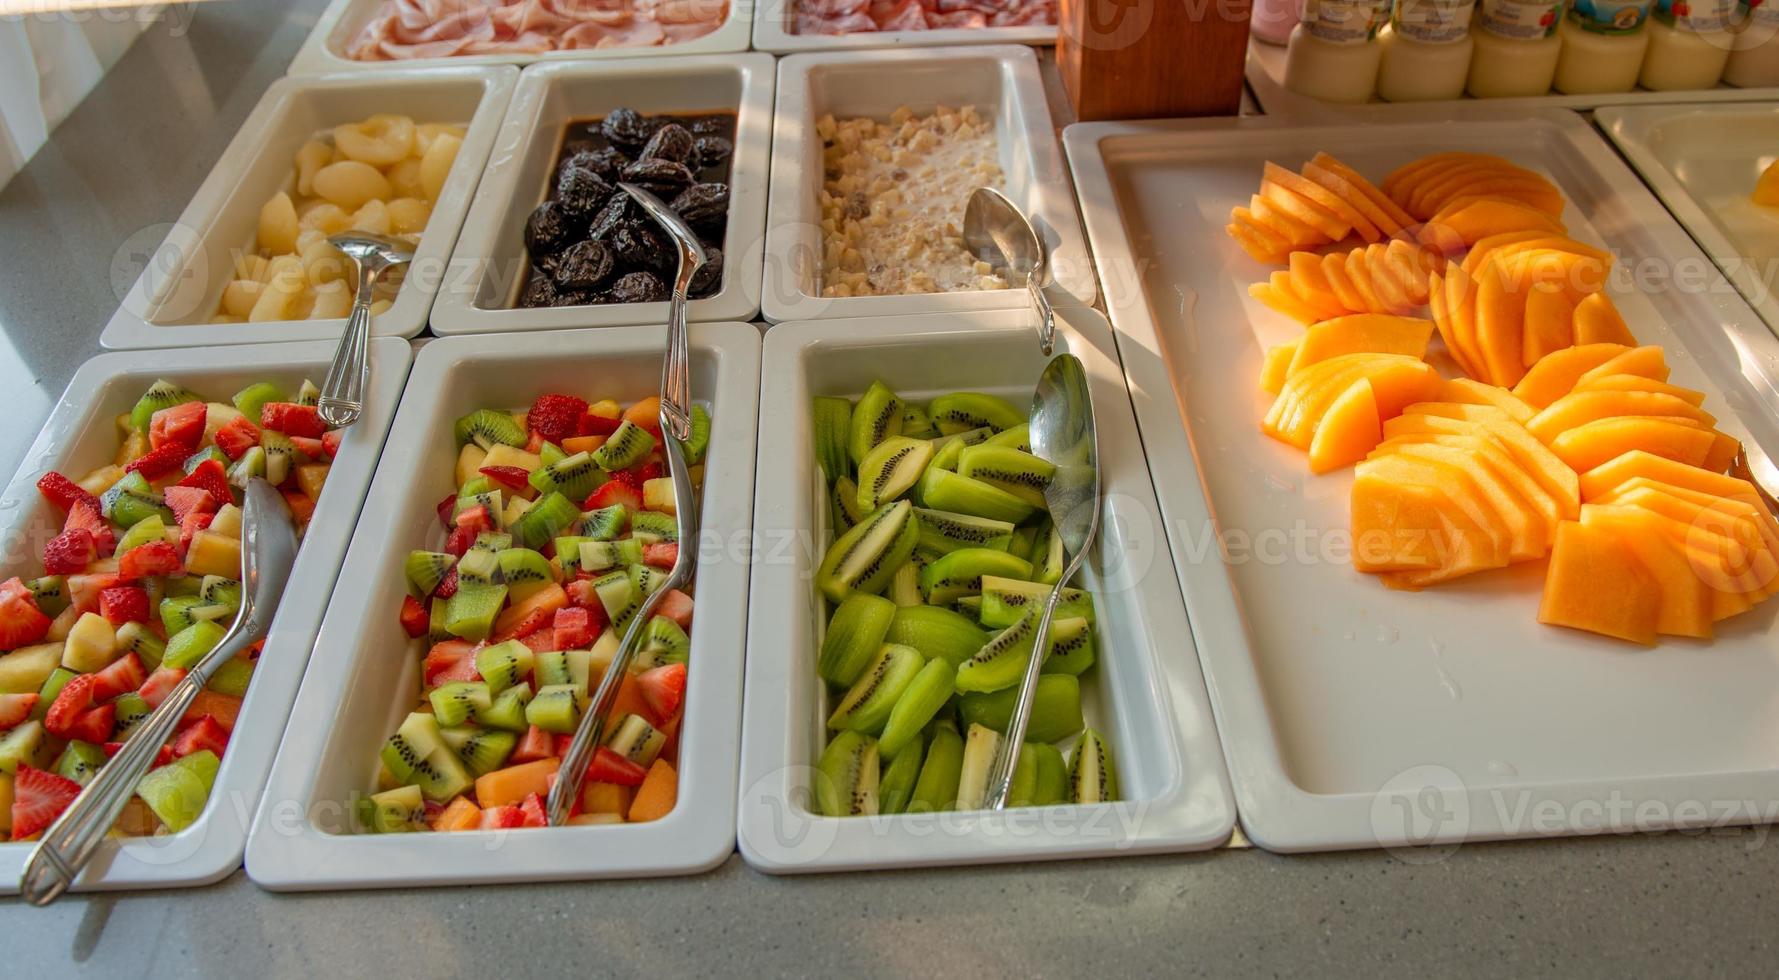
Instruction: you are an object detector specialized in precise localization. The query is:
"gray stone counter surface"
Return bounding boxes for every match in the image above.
[1,2,1777,975]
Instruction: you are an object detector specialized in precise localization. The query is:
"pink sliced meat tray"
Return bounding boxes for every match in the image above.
[346,0,730,59]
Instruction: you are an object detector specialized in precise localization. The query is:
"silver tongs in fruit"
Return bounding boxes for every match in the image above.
[546,183,702,827]
[982,353,1101,810]
[964,187,1057,356]
[21,480,298,905]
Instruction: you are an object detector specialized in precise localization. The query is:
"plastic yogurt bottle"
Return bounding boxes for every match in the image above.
[1724,0,1779,87]
[1553,0,1658,94]
[1467,0,1567,96]
[1254,0,1304,44]
[1286,0,1390,102]
[1640,0,1738,89]
[1378,0,1479,100]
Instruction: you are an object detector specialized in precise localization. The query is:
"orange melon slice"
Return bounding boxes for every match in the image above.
[1390,405,1580,511]
[1420,198,1566,253]
[1309,380,1383,474]
[1261,177,1350,242]
[1549,416,1720,473]
[1512,343,1632,409]
[1260,341,1299,396]
[1266,354,1439,451]
[1574,345,1670,388]
[1578,505,1714,639]
[1266,161,1377,243]
[1288,314,1434,374]
[1570,373,1706,406]
[1228,216,1291,264]
[1572,291,1636,346]
[1249,194,1325,247]
[1373,432,1563,548]
[1437,378,1536,423]
[1578,450,1761,502]
[1526,390,1716,443]
[1473,259,1528,387]
[1600,484,1778,603]
[1462,231,1558,275]
[1442,262,1486,379]
[1537,520,1662,646]
[1522,284,1579,368]
[1309,153,1416,232]
[1352,453,1511,577]
[1381,442,1548,561]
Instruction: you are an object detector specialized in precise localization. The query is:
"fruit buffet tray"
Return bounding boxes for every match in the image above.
[1065,109,1779,853]
[0,339,412,893]
[737,307,1236,873]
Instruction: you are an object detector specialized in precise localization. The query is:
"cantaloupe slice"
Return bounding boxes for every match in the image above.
[1360,248,1415,313]
[1266,162,1377,242]
[1420,198,1566,253]
[1309,153,1416,232]
[1390,405,1580,511]
[1320,249,1369,312]
[1523,284,1578,368]
[1500,248,1606,305]
[1512,343,1632,408]
[1574,345,1670,388]
[1384,152,1495,198]
[1260,341,1299,396]
[1289,252,1344,313]
[1228,219,1290,265]
[1465,235,1612,277]
[432,796,482,832]
[1473,259,1528,386]
[1438,378,1536,423]
[1442,262,1487,379]
[1600,485,1778,603]
[1433,179,1567,219]
[1343,248,1389,314]
[1261,177,1350,241]
[1387,153,1519,216]
[1578,450,1761,502]
[1526,390,1716,443]
[1571,291,1635,346]
[1250,194,1324,247]
[628,759,677,823]
[1601,501,1762,620]
[1250,275,1331,324]
[1538,520,1662,645]
[1267,353,1436,448]
[1381,442,1547,561]
[1374,432,1563,548]
[1578,505,1714,639]
[475,757,560,809]
[1704,432,1742,473]
[1288,314,1434,374]
[1352,453,1510,577]
[1549,416,1719,473]
[1309,380,1383,474]
[1570,373,1706,406]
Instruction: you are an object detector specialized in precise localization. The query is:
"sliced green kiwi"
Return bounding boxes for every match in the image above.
[163,621,227,670]
[129,379,201,432]
[978,576,1095,630]
[818,593,896,687]
[439,727,516,776]
[883,606,988,667]
[444,582,507,641]
[470,531,512,554]
[956,673,1086,744]
[163,575,204,599]
[984,424,1032,453]
[427,597,452,644]
[814,730,879,817]
[812,396,854,481]
[629,563,667,599]
[200,576,242,610]
[207,657,255,698]
[453,409,525,450]
[403,552,457,598]
[529,451,605,503]
[509,491,580,550]
[0,721,44,775]
[454,488,504,525]
[111,692,152,739]
[136,751,219,832]
[26,577,68,619]
[115,514,169,557]
[428,681,493,727]
[684,404,713,465]
[928,392,1024,435]
[957,444,1055,509]
[538,441,567,468]
[830,476,863,532]
[34,669,75,718]
[877,732,925,815]
[231,381,287,423]
[534,650,572,688]
[847,381,904,466]
[577,504,627,541]
[827,643,924,734]
[458,475,495,498]
[54,740,107,784]
[1031,523,1066,585]
[1007,525,1038,563]
[590,420,656,471]
[907,722,963,813]
[916,467,1036,525]
[553,536,593,576]
[630,511,678,544]
[495,548,554,601]
[636,616,690,668]
[1030,743,1069,806]
[900,403,939,440]
[590,570,640,629]
[260,430,300,487]
[604,713,666,767]
[954,722,1001,811]
[525,684,582,734]
[1041,619,1096,676]
[814,499,918,604]
[366,785,426,833]
[929,426,994,472]
[160,595,204,636]
[380,713,473,802]
[887,561,923,608]
[956,615,1089,695]
[1007,743,1039,807]
[456,549,500,585]
[227,446,268,489]
[856,436,934,512]
[914,508,1015,556]
[474,684,533,732]
[919,548,1034,607]
[296,379,321,407]
[579,539,641,573]
[876,657,956,760]
[474,640,535,695]
[1069,728,1118,803]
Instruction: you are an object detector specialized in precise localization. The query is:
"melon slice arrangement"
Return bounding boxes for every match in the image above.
[1232,151,1779,646]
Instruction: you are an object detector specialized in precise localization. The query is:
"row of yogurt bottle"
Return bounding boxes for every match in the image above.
[1263,0,1779,103]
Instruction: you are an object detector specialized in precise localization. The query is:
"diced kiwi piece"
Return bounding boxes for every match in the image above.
[604,712,665,767]
[456,549,499,586]
[129,379,201,432]
[454,488,504,523]
[115,514,169,557]
[404,551,457,598]
[227,446,268,489]
[553,536,594,575]
[474,640,535,695]
[955,673,1086,744]
[529,451,605,503]
[163,620,228,670]
[182,446,229,474]
[109,493,172,532]
[815,500,919,604]
[533,650,572,688]
[827,644,924,734]
[916,467,1036,525]
[819,593,896,687]
[113,623,166,672]
[984,423,1032,453]
[876,657,956,760]
[1041,619,1097,676]
[427,597,452,644]
[0,720,44,774]
[955,722,1000,811]
[525,684,581,734]
[857,437,935,512]
[429,681,493,727]
[901,402,938,440]
[929,426,994,472]
[887,561,922,607]
[495,549,554,602]
[26,577,68,619]
[579,539,642,574]
[163,574,205,599]
[628,563,667,599]
[928,392,1025,435]
[684,404,712,464]
[955,612,1090,695]
[848,381,903,466]
[591,420,658,471]
[914,508,1015,556]
[978,576,1095,630]
[470,532,512,554]
[295,379,321,407]
[919,548,1033,607]
[635,616,690,669]
[1030,743,1069,806]
[454,408,526,450]
[459,475,495,498]
[35,668,77,719]
[577,505,627,541]
[231,382,287,423]
[199,576,242,609]
[814,730,879,817]
[1069,728,1118,803]
[205,658,254,698]
[439,727,516,776]
[443,582,506,642]
[54,740,107,784]
[112,692,152,739]
[380,714,472,802]
[136,760,212,832]
[907,722,964,813]
[475,684,533,732]
[830,476,862,532]
[367,785,425,833]
[630,511,678,545]
[877,731,925,815]
[812,396,853,481]
[260,430,297,487]
[590,571,640,630]
[509,491,580,550]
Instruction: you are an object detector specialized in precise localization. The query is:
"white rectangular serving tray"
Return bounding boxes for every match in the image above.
[1065,110,1779,854]
[430,55,774,335]
[246,323,760,890]
[751,0,1055,53]
[1247,40,1779,121]
[737,307,1236,873]
[762,45,1097,323]
[100,66,516,351]
[288,0,753,76]
[1598,103,1779,340]
[0,339,411,893]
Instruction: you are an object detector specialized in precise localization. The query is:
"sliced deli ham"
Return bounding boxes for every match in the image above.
[346,0,729,60]
[789,0,1052,32]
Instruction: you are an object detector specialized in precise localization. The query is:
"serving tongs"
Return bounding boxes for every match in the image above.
[21,480,298,905]
[546,183,703,827]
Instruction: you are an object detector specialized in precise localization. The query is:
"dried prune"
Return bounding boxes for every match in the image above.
[610,223,670,274]
[551,289,596,308]
[640,124,696,166]
[608,271,667,304]
[621,158,694,197]
[552,240,616,291]
[521,270,558,308]
[555,166,613,220]
[670,183,729,229]
[587,195,634,242]
[690,116,730,137]
[601,108,658,152]
[690,247,723,299]
[524,201,577,255]
[693,135,733,170]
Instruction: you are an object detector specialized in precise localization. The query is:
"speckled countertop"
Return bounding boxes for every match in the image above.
[1,2,1777,973]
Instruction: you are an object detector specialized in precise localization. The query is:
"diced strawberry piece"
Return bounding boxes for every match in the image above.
[495,608,551,644]
[43,529,96,576]
[643,543,679,570]
[434,567,459,600]
[321,430,344,461]
[118,541,183,582]
[422,640,477,687]
[163,486,217,525]
[0,693,38,730]
[634,462,664,483]
[90,652,147,702]
[399,596,429,639]
[518,629,557,655]
[178,510,214,558]
[577,412,622,437]
[124,443,187,480]
[259,402,327,438]
[511,725,556,765]
[518,792,549,828]
[177,459,234,508]
[102,741,175,767]
[99,586,150,627]
[9,765,82,841]
[454,505,494,534]
[0,578,52,650]
[479,806,525,830]
[172,715,229,759]
[606,468,643,494]
[44,674,97,738]
[478,466,532,494]
[525,431,545,454]
[636,664,687,722]
[654,589,694,631]
[69,702,116,743]
[66,573,120,616]
[288,436,325,458]
[564,579,600,611]
[527,395,589,443]
[63,499,116,558]
[435,494,459,530]
[552,607,594,650]
[137,667,187,708]
[36,472,98,514]
[582,481,641,514]
[212,416,261,460]
[586,746,647,787]
[443,525,477,558]
[149,401,207,454]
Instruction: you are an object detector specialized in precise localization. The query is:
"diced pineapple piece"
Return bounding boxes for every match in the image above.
[502,494,533,528]
[295,463,330,502]
[455,443,489,487]
[481,444,542,475]
[185,530,244,579]
[0,643,63,694]
[115,430,148,467]
[643,478,677,516]
[78,465,126,497]
[210,504,244,539]
[587,400,622,420]
[63,612,120,673]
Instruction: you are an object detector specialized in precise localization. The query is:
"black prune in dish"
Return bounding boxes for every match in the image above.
[671,183,729,230]
[524,200,578,255]
[521,271,559,308]
[555,165,613,220]
[608,271,667,304]
[694,135,733,169]
[610,223,670,274]
[640,123,696,166]
[620,158,695,198]
[553,240,616,291]
[690,247,723,299]
[601,108,659,152]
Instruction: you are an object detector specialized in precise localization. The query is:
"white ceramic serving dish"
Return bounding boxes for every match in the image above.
[736,307,1236,874]
[1247,40,1779,121]
[0,339,411,893]
[430,56,774,335]
[288,0,753,76]
[100,67,517,351]
[246,324,760,890]
[1065,110,1779,854]
[1597,103,1779,340]
[762,45,1096,324]
[751,0,1056,53]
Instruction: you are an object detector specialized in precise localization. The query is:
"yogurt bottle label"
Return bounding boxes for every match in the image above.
[1303,0,1388,42]
[1566,0,1655,33]
[1653,0,1737,29]
[1478,0,1565,37]
[1391,0,1478,40]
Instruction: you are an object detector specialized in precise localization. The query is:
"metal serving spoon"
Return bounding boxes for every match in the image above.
[318,233,413,428]
[21,480,299,904]
[983,353,1102,811]
[964,187,1057,356]
[546,183,703,827]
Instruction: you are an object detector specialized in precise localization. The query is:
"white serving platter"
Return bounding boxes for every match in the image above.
[762,45,1097,324]
[288,0,753,76]
[1247,39,1779,120]
[736,307,1236,874]
[430,55,774,335]
[1065,110,1779,854]
[0,339,411,893]
[246,323,760,890]
[100,67,517,351]
[751,0,1055,53]
[1598,102,1779,340]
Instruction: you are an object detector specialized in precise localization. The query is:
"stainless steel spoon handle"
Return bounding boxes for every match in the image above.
[1029,276,1057,357]
[318,263,377,428]
[983,552,1088,810]
[618,181,703,443]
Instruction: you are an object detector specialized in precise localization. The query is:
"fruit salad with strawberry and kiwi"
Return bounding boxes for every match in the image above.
[0,378,341,841]
[362,392,706,833]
